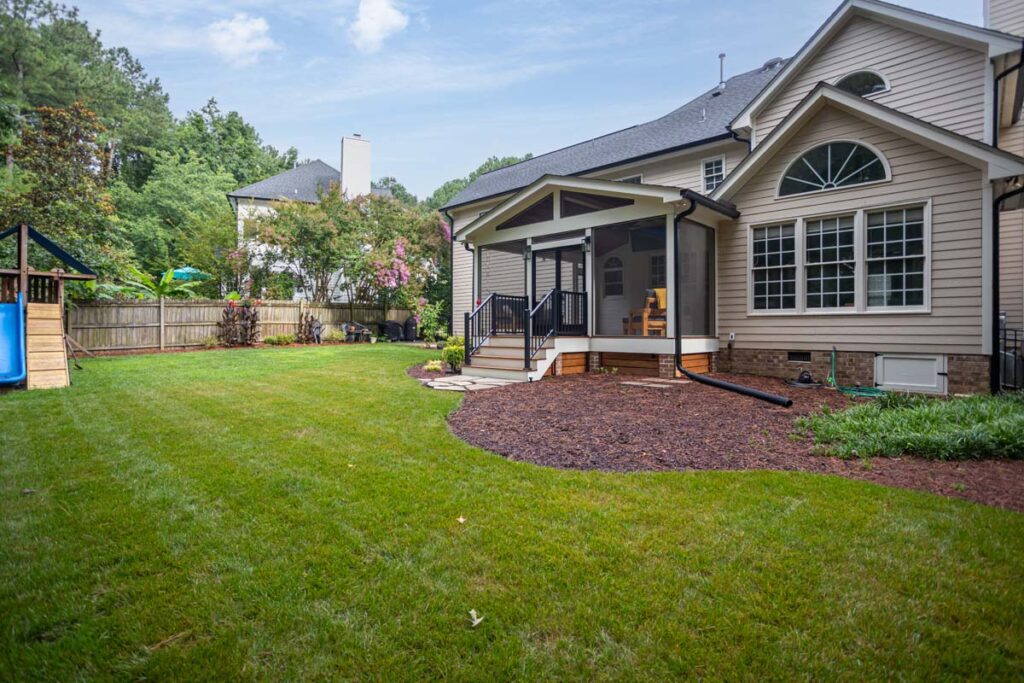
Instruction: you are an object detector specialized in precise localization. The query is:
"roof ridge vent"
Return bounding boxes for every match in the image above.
[762,57,784,71]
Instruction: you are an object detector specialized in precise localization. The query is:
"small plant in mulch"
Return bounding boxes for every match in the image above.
[218,299,261,346]
[441,336,465,373]
[423,359,444,373]
[296,312,323,344]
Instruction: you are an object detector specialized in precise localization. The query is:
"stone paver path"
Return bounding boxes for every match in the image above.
[420,375,522,392]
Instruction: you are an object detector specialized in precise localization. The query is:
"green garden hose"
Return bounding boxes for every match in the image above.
[829,347,886,398]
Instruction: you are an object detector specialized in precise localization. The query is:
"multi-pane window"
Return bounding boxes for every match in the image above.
[649,254,666,288]
[752,223,796,310]
[779,142,886,196]
[805,215,855,309]
[866,206,925,307]
[603,257,623,297]
[703,157,725,193]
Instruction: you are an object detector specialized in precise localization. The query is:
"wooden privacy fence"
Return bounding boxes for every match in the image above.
[67,300,413,353]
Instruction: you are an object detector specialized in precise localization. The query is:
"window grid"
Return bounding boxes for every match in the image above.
[703,158,725,193]
[752,223,796,310]
[649,254,666,288]
[805,215,856,309]
[866,206,925,307]
[603,257,623,297]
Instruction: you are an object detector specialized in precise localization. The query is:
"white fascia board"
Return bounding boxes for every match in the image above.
[714,86,1024,201]
[730,0,1021,133]
[455,175,683,239]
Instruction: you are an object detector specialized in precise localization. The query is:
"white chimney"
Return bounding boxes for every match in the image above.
[340,134,372,198]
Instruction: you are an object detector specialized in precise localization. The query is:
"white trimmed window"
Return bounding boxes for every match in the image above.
[603,257,623,297]
[749,203,929,315]
[866,206,925,308]
[752,223,797,310]
[805,215,855,309]
[778,141,888,197]
[702,156,725,193]
[649,254,666,288]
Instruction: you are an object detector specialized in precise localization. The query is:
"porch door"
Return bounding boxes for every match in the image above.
[532,245,586,335]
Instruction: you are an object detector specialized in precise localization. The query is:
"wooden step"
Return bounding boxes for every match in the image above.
[474,344,550,360]
[462,365,530,381]
[27,317,63,335]
[27,369,68,390]
[468,355,538,371]
[27,303,62,320]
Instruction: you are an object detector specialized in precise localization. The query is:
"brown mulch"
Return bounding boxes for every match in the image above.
[407,362,448,381]
[448,372,1024,513]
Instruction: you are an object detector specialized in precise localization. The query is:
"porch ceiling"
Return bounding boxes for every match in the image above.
[456,175,738,244]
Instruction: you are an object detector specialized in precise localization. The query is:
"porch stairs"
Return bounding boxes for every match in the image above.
[463,335,556,382]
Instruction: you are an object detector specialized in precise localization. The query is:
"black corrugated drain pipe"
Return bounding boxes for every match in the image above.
[673,200,793,408]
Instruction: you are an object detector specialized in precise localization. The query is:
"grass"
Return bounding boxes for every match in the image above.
[799,391,1024,460]
[1,345,1023,680]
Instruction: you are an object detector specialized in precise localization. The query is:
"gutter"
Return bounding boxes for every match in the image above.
[991,182,1024,394]
[672,201,793,407]
[992,40,1024,148]
[443,209,455,337]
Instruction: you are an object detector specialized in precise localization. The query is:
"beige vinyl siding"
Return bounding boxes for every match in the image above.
[755,16,988,143]
[452,207,487,337]
[1001,208,1024,328]
[987,0,1024,36]
[721,105,985,354]
[589,142,748,193]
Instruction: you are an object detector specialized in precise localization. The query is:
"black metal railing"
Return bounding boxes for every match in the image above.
[999,325,1023,391]
[524,288,588,368]
[464,293,529,366]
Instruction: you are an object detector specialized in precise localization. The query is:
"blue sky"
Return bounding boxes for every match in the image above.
[73,0,981,199]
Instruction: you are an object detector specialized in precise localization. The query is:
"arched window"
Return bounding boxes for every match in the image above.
[835,71,888,97]
[603,257,623,297]
[779,141,888,197]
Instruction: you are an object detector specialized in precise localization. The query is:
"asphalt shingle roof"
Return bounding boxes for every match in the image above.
[228,159,392,203]
[442,61,788,210]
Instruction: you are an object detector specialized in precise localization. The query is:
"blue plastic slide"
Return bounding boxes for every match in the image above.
[0,293,26,385]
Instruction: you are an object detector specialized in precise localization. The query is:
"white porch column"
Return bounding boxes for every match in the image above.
[585,227,594,336]
[665,210,676,338]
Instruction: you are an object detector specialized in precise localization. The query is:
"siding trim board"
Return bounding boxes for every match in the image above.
[732,0,1023,134]
[714,84,1024,203]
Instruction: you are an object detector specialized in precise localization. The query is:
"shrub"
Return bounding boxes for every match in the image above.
[200,336,219,349]
[797,392,1024,460]
[218,299,261,346]
[264,334,296,346]
[423,359,444,372]
[441,344,465,373]
[418,302,445,341]
[444,336,464,350]
[324,329,348,343]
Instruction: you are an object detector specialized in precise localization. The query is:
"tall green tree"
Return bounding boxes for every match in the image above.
[0,0,175,187]
[424,154,533,210]
[110,151,237,274]
[175,99,297,187]
[374,176,417,206]
[0,102,132,274]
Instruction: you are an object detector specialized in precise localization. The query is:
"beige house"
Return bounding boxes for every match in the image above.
[444,0,1024,395]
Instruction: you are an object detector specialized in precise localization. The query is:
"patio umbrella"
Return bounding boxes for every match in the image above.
[171,266,211,281]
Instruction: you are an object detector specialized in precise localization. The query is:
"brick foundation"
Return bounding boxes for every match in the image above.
[947,354,990,394]
[715,347,991,394]
[588,352,601,373]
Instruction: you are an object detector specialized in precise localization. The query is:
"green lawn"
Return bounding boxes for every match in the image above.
[2,345,1023,681]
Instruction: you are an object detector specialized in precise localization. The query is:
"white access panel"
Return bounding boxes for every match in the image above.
[874,354,947,394]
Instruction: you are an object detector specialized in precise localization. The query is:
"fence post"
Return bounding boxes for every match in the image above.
[158,296,165,350]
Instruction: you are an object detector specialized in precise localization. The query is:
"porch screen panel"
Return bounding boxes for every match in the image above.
[479,244,525,299]
[677,222,715,336]
[593,218,667,336]
[533,250,557,296]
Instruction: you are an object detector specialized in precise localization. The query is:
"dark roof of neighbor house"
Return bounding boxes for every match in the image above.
[442,60,789,210]
[227,159,392,203]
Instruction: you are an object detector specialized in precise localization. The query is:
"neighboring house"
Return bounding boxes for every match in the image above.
[227,135,391,302]
[445,0,1024,395]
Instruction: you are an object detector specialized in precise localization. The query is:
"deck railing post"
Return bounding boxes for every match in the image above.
[464,312,471,366]
[524,302,531,370]
[554,289,561,338]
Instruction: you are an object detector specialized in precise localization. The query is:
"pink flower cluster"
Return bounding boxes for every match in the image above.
[373,239,411,290]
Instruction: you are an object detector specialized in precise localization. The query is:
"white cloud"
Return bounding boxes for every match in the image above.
[348,0,409,54]
[207,13,279,68]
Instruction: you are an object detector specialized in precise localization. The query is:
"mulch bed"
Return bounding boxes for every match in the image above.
[407,362,448,381]
[448,372,1024,513]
